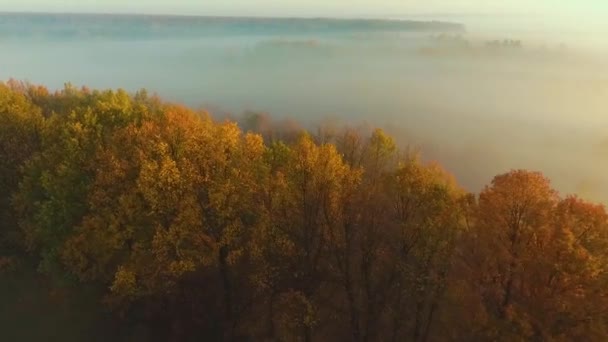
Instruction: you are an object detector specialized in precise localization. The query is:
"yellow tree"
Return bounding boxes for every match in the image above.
[383,157,464,342]
[15,86,154,278]
[59,105,268,339]
[355,128,397,342]
[0,82,44,270]
[252,133,357,341]
[247,140,294,339]
[463,170,558,339]
[320,127,393,342]
[526,196,608,339]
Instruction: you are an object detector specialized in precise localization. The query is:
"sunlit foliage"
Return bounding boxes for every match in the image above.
[2,81,607,341]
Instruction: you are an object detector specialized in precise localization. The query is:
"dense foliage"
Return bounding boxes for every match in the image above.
[2,80,608,341]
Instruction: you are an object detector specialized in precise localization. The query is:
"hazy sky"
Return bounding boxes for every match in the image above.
[4,0,608,18]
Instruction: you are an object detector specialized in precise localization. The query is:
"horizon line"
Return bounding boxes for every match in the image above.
[0,10,528,21]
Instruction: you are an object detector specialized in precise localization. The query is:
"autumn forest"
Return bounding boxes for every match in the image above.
[1,80,608,341]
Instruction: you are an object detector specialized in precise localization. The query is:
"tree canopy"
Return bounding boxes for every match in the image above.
[1,80,607,341]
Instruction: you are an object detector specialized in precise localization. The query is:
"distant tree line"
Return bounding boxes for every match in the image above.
[485,39,523,49]
[1,80,607,341]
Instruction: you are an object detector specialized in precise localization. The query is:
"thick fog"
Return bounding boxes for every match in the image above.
[1,14,607,202]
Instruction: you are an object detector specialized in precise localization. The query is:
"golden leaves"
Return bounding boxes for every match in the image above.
[110,266,137,297]
[7,82,608,340]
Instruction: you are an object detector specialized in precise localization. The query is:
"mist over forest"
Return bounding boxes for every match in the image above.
[3,12,608,342]
[2,13,608,203]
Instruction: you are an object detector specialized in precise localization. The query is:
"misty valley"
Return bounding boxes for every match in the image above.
[2,14,607,203]
[2,13,608,342]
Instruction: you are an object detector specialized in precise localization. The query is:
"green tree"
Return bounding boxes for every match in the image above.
[0,82,44,270]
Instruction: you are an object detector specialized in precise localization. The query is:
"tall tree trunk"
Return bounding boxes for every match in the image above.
[413,299,424,342]
[304,326,312,342]
[500,261,516,319]
[343,221,360,342]
[422,298,439,342]
[219,245,233,341]
[347,280,361,342]
[267,291,276,340]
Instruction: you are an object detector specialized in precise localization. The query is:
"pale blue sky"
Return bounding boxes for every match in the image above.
[4,0,608,18]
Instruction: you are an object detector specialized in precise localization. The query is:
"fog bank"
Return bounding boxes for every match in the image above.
[2,13,607,202]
